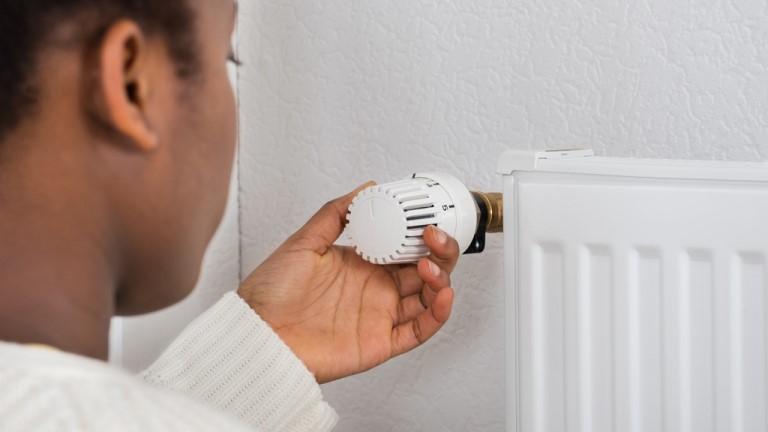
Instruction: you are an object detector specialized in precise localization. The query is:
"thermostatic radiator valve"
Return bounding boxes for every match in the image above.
[346,173,503,265]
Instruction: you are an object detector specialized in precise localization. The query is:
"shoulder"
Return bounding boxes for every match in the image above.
[0,342,252,432]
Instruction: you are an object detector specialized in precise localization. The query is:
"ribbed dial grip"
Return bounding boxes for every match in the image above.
[346,173,478,265]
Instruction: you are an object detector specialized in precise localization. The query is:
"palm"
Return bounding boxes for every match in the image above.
[238,185,458,384]
[242,245,406,382]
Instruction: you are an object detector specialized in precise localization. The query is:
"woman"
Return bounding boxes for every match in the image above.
[0,0,458,430]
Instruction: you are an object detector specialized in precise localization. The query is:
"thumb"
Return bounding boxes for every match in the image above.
[292,181,376,255]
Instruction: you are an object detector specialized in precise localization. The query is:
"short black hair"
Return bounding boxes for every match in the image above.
[0,0,197,141]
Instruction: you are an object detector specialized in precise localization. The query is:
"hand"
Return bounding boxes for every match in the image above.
[238,183,459,384]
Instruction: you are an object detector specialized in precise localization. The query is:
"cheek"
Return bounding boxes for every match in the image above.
[202,67,237,217]
[227,60,238,95]
[216,72,237,177]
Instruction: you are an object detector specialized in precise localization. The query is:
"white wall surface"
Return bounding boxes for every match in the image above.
[237,0,767,430]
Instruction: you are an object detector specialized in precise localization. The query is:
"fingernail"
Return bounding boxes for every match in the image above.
[428,260,441,277]
[432,226,448,245]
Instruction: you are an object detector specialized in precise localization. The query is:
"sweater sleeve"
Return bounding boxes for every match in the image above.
[139,292,338,432]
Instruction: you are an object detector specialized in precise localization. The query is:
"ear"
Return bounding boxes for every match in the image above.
[92,20,159,151]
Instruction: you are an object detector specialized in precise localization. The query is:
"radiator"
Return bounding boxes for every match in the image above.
[499,150,768,432]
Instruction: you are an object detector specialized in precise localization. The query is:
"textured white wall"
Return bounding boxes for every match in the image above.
[234,1,768,430]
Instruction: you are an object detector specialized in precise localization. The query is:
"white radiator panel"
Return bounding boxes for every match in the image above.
[501,151,768,432]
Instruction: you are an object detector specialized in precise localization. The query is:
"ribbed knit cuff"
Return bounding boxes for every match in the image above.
[140,292,338,432]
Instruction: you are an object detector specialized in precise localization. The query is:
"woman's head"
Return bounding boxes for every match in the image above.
[0,0,239,314]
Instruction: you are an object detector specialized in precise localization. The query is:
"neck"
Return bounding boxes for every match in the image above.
[0,130,118,360]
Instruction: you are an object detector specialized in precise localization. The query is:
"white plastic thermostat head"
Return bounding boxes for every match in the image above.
[346,172,478,265]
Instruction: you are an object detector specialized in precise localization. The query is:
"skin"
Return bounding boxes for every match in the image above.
[240,196,458,383]
[0,0,458,384]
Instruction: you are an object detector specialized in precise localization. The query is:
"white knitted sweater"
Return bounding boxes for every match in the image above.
[0,292,338,431]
